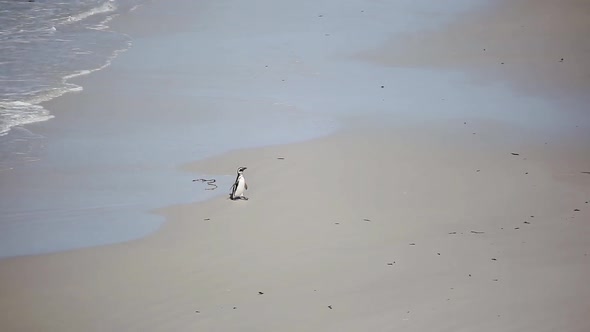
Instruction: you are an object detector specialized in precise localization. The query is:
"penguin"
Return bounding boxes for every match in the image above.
[229,167,248,200]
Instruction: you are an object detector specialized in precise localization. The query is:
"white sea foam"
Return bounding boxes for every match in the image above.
[0,37,132,136]
[91,13,118,30]
[62,38,132,82]
[0,0,141,137]
[0,102,53,136]
[63,0,117,25]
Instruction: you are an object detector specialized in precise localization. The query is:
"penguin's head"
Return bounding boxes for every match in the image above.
[237,167,247,174]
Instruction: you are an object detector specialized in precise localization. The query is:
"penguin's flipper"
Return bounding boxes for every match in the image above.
[245,182,248,190]
[229,183,237,199]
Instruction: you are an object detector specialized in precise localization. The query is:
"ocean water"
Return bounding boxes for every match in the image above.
[0,0,145,137]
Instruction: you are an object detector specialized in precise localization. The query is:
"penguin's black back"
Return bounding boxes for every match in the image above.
[229,174,240,198]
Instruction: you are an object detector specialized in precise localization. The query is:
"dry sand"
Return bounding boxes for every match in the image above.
[1,0,590,331]
[358,0,590,101]
[1,123,589,331]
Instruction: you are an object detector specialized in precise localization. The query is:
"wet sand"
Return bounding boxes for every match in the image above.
[1,0,589,331]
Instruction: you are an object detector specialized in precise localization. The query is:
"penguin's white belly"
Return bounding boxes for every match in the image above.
[234,177,246,197]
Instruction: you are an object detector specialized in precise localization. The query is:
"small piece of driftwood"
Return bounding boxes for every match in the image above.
[192,178,218,190]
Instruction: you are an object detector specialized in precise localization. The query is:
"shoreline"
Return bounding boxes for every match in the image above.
[1,0,589,330]
[0,0,495,258]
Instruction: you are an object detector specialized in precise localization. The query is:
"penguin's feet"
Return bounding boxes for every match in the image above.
[241,196,249,200]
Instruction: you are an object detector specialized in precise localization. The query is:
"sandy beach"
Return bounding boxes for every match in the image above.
[1,0,589,331]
